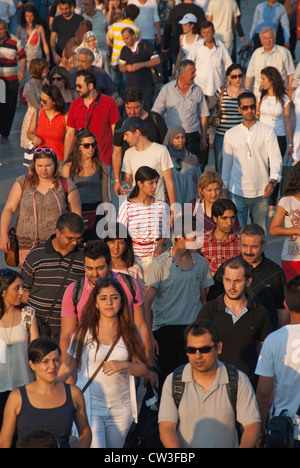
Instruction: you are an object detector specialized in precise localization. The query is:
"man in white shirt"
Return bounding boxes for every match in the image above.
[187,21,232,100]
[222,91,282,233]
[255,276,300,448]
[245,27,295,97]
[206,0,240,55]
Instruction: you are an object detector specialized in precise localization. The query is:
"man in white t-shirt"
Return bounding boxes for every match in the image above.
[206,0,240,55]
[255,276,300,448]
[116,116,176,211]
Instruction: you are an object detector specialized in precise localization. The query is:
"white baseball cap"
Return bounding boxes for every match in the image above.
[178,13,198,25]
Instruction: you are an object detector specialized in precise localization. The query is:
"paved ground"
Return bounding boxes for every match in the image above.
[0,0,299,269]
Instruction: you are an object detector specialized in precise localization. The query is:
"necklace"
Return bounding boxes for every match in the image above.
[1,310,16,349]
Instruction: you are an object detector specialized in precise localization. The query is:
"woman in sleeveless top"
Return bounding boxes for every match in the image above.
[62,129,110,241]
[173,13,200,75]
[0,269,39,433]
[0,337,91,448]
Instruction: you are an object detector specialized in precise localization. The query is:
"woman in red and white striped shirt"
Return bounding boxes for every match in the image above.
[118,166,168,281]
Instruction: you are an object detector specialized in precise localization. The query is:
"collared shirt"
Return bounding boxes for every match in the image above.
[249,1,290,43]
[151,80,209,133]
[187,38,232,96]
[246,44,295,96]
[107,18,140,66]
[225,306,248,324]
[200,227,241,276]
[0,34,26,81]
[222,120,282,198]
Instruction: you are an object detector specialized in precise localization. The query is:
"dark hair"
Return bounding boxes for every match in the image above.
[222,256,252,280]
[58,0,73,5]
[29,58,49,80]
[84,240,111,265]
[124,88,143,104]
[20,3,42,27]
[64,128,103,179]
[75,69,97,88]
[260,66,286,106]
[129,166,159,200]
[282,161,300,197]
[28,337,61,364]
[56,212,85,234]
[125,4,140,20]
[49,66,72,90]
[121,27,135,36]
[0,269,23,319]
[237,91,256,107]
[226,63,243,77]
[211,199,237,220]
[102,222,135,268]
[284,276,300,314]
[71,278,148,366]
[200,20,214,31]
[184,320,221,345]
[41,84,66,114]
[240,223,265,241]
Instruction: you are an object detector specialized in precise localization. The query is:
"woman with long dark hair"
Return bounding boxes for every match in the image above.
[62,128,110,241]
[0,269,39,431]
[58,278,148,448]
[270,161,300,281]
[258,66,293,216]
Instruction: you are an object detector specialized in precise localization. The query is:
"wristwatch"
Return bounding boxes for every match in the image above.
[269,181,276,187]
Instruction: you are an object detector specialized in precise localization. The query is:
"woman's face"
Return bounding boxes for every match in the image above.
[107,239,126,259]
[50,73,65,89]
[227,68,243,87]
[2,278,23,308]
[40,92,55,111]
[199,182,221,204]
[182,22,194,34]
[30,349,61,383]
[260,73,273,91]
[35,157,56,180]
[172,132,185,151]
[79,136,97,160]
[25,12,35,25]
[87,35,97,49]
[138,178,158,198]
[110,0,120,8]
[96,285,122,319]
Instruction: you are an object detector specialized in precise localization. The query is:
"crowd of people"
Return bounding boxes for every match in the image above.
[0,0,300,450]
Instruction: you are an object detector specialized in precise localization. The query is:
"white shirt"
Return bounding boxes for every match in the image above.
[206,0,240,44]
[222,120,282,198]
[127,0,160,40]
[121,142,174,201]
[258,93,290,136]
[255,324,300,440]
[187,38,232,96]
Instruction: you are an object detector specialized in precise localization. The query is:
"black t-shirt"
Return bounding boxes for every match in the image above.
[52,13,84,56]
[120,39,158,90]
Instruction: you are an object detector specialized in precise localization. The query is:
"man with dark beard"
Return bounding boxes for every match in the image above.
[196,256,272,389]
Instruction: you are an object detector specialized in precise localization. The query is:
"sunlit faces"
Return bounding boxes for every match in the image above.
[240,234,265,266]
[75,75,91,98]
[199,182,222,204]
[96,285,122,319]
[79,136,97,159]
[29,349,61,382]
[200,26,215,43]
[172,133,185,151]
[55,227,84,253]
[121,30,136,48]
[137,178,158,198]
[260,73,273,92]
[24,12,35,24]
[180,64,196,86]
[84,256,110,286]
[186,331,222,374]
[34,157,56,180]
[40,92,55,110]
[125,101,143,117]
[87,35,97,49]
[107,239,126,259]
[213,210,236,235]
[222,265,252,301]
[77,53,93,71]
[123,130,139,147]
[2,278,24,307]
[238,97,256,122]
[260,31,275,52]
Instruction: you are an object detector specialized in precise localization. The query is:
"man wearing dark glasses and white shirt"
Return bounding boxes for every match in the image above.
[158,319,261,448]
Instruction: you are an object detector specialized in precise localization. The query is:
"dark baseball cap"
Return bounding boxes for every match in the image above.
[115,116,146,133]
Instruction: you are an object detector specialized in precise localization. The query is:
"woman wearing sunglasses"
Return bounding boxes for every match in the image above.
[0,148,81,266]
[48,66,78,113]
[27,84,67,161]
[62,129,110,241]
[212,63,248,174]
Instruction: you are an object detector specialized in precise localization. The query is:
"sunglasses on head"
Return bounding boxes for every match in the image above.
[34,147,54,155]
[185,344,216,354]
[240,104,256,111]
[80,142,97,149]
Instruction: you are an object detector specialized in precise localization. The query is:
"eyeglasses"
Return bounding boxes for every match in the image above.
[51,76,63,82]
[80,142,97,149]
[230,73,243,79]
[61,233,84,244]
[185,344,216,354]
[240,104,256,111]
[246,142,252,158]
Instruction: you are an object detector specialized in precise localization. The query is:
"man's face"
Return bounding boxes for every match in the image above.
[123,130,139,146]
[240,234,265,266]
[84,256,110,286]
[180,65,196,86]
[213,210,236,235]
[55,227,84,253]
[59,3,73,19]
[0,24,7,41]
[122,31,135,47]
[77,53,92,71]
[186,331,222,375]
[260,32,275,52]
[82,0,94,15]
[125,101,143,117]
[201,26,215,42]
[75,75,91,98]
[223,266,251,301]
[238,97,257,123]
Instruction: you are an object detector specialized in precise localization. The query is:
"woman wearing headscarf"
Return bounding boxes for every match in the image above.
[163,126,201,206]
[76,31,110,74]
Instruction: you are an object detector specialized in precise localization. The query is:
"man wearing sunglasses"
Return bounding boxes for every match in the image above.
[222,91,282,234]
[158,319,261,448]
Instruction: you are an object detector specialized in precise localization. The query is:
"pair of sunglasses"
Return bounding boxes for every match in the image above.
[185,344,216,354]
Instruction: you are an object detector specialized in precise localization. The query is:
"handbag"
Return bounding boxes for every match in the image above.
[151,65,163,84]
[23,109,40,167]
[266,409,295,448]
[82,209,97,231]
[207,86,225,127]
[280,155,295,197]
[82,332,121,393]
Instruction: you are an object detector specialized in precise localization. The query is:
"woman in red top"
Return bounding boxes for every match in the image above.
[27,84,67,161]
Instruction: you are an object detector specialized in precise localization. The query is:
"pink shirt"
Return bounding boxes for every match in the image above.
[61,272,144,322]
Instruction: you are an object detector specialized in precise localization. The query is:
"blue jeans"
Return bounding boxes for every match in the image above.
[213,133,224,174]
[228,192,269,233]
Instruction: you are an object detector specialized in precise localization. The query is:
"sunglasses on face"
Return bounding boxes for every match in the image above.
[41,98,50,105]
[51,76,63,82]
[80,142,97,149]
[230,73,243,79]
[240,104,256,111]
[185,344,216,354]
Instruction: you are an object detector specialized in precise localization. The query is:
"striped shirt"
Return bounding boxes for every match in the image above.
[215,87,243,136]
[118,200,167,259]
[108,18,141,66]
[0,34,26,81]
[21,236,85,334]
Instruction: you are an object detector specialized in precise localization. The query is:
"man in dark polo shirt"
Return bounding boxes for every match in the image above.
[207,224,286,330]
[21,213,85,341]
[197,256,272,389]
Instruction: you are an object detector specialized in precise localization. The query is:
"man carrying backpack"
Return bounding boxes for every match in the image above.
[158,320,261,448]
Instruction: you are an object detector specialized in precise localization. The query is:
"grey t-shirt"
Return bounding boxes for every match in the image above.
[146,249,214,331]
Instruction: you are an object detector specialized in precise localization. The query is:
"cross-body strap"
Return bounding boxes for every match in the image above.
[82,332,121,393]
